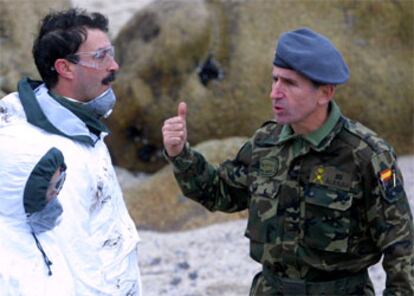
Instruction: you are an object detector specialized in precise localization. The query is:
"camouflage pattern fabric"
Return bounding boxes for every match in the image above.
[168,102,414,295]
[249,268,374,296]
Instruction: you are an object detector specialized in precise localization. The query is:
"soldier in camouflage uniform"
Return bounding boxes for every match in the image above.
[162,28,414,295]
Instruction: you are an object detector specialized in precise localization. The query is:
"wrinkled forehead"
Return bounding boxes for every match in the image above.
[272,65,311,83]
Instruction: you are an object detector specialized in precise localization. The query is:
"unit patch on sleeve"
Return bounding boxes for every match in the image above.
[371,152,404,203]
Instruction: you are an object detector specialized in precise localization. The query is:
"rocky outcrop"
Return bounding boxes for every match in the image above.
[108,0,413,172]
[123,137,248,232]
[0,0,71,93]
[106,0,213,172]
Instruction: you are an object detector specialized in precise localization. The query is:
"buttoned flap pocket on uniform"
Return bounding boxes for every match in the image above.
[246,177,281,244]
[303,184,353,253]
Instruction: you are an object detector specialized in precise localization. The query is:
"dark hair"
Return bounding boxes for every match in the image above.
[32,8,109,88]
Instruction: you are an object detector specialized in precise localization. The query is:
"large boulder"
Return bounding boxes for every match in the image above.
[123,137,248,232]
[108,0,413,173]
[0,0,71,93]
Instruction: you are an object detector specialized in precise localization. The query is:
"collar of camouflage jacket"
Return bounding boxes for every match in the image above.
[277,101,342,150]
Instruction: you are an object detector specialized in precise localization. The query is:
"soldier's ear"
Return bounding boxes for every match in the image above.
[318,84,335,105]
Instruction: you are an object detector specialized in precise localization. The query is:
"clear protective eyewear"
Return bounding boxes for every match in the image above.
[66,45,115,69]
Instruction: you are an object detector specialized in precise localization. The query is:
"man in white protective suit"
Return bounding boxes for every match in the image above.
[0,132,74,295]
[0,8,141,295]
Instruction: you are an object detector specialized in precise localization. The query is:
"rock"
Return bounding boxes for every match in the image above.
[188,271,198,280]
[170,277,181,286]
[0,0,71,93]
[115,166,149,191]
[71,0,154,38]
[107,0,212,172]
[123,137,248,232]
[107,0,413,173]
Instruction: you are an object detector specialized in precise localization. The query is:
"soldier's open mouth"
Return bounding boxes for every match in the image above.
[274,106,284,113]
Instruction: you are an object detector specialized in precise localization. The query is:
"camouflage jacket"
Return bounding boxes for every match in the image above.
[168,102,414,295]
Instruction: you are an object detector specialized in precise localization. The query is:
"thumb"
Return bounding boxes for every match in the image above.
[178,102,187,119]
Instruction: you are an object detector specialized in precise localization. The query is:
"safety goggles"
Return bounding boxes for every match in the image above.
[66,45,115,69]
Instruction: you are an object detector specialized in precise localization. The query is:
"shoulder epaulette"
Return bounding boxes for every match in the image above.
[251,120,282,147]
[341,117,393,156]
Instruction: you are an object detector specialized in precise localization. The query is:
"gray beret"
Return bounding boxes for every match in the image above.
[273,28,349,84]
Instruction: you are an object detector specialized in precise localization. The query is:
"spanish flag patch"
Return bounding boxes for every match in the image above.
[379,168,392,183]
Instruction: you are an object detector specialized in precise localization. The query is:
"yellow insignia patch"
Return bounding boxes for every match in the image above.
[313,167,325,184]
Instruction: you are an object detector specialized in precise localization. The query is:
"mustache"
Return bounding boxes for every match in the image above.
[102,71,117,85]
